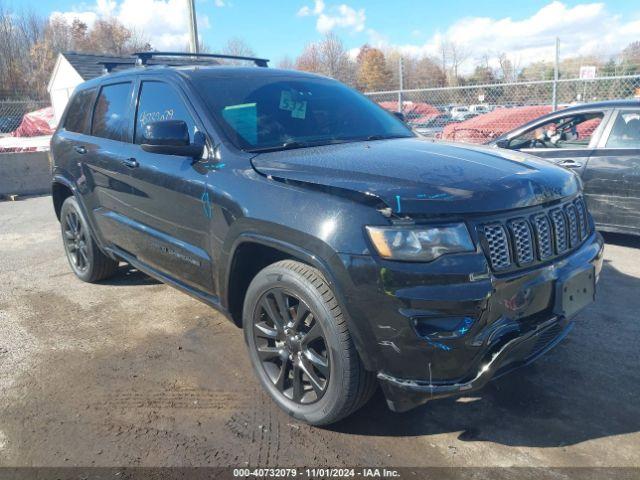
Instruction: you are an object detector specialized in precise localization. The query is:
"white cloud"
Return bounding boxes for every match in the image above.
[50,0,214,51]
[50,10,99,27]
[297,0,325,17]
[371,1,640,72]
[298,2,365,34]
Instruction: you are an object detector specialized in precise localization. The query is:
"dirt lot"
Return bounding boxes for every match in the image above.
[0,195,639,469]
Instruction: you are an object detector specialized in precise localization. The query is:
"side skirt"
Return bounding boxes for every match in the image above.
[106,245,234,322]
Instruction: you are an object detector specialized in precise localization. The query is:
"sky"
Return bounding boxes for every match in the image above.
[30,0,640,68]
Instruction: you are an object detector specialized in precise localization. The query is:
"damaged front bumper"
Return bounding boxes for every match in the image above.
[378,315,572,412]
[336,230,604,413]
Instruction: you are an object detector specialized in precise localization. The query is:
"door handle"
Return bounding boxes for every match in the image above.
[122,158,139,168]
[557,159,582,168]
[74,145,87,154]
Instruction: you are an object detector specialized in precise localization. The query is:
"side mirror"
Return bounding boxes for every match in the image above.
[495,138,510,149]
[141,120,204,159]
[392,111,406,122]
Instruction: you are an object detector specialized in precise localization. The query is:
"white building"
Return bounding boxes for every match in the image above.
[47,52,138,123]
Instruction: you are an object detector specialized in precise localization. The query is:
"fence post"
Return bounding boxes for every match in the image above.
[552,37,559,111]
[398,56,404,113]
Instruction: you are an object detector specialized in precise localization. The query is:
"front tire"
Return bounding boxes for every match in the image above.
[243,260,376,425]
[60,196,118,283]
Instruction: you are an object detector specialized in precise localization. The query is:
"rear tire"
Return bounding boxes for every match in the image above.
[60,196,118,283]
[243,260,376,425]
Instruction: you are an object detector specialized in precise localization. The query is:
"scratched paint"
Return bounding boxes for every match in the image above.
[201,191,212,219]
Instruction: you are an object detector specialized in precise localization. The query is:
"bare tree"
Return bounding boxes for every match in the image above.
[295,34,355,85]
[220,37,256,64]
[296,42,323,73]
[277,55,295,70]
[447,41,469,85]
[497,52,520,83]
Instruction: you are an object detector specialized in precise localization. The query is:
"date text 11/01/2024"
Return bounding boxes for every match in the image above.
[232,468,401,478]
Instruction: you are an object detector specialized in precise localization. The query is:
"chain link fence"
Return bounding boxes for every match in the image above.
[0,98,50,137]
[365,75,640,144]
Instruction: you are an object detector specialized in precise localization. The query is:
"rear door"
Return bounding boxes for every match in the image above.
[582,108,640,233]
[80,81,141,245]
[120,77,215,293]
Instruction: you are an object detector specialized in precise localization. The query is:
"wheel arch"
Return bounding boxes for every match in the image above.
[222,232,376,371]
[224,233,335,326]
[51,174,112,256]
[51,176,76,220]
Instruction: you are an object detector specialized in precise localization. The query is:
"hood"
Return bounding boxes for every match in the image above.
[251,137,580,216]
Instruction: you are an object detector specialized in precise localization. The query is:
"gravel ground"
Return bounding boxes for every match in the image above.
[0,195,639,469]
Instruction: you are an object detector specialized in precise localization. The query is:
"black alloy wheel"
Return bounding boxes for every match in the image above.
[62,208,90,273]
[243,260,377,425]
[252,288,330,404]
[59,196,119,282]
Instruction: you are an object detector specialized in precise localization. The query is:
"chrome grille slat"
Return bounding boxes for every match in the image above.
[479,196,590,272]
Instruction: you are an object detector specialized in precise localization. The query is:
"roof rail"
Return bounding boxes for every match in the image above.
[133,51,270,68]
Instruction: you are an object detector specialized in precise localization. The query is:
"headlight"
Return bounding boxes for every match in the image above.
[366,224,474,262]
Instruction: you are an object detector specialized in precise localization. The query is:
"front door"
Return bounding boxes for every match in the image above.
[583,108,640,234]
[122,78,215,294]
[505,109,609,178]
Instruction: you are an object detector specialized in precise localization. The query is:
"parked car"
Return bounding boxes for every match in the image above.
[51,52,604,425]
[410,114,453,138]
[469,104,490,114]
[491,100,640,236]
[449,105,471,121]
[0,115,22,133]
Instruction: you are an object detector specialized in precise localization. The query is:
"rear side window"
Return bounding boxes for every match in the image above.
[64,88,95,133]
[91,82,132,142]
[134,81,197,144]
[606,110,640,148]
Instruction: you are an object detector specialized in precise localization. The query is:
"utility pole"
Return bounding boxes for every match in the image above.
[398,56,404,113]
[552,37,559,111]
[187,0,199,54]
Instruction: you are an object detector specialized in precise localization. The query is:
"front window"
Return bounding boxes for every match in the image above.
[134,81,198,144]
[508,112,604,150]
[192,74,413,151]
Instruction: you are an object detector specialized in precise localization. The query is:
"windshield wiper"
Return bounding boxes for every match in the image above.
[364,134,413,141]
[245,141,314,153]
[245,135,411,153]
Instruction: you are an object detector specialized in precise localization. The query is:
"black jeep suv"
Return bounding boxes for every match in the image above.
[51,53,604,425]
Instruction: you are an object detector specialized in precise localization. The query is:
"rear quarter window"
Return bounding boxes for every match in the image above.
[91,82,133,142]
[63,88,96,134]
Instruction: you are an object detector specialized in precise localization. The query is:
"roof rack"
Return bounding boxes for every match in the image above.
[98,60,136,73]
[133,51,270,68]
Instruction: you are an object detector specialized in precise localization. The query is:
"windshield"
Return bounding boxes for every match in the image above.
[192,74,414,151]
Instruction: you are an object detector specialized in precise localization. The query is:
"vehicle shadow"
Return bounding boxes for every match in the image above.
[601,231,640,249]
[98,265,161,286]
[329,259,640,447]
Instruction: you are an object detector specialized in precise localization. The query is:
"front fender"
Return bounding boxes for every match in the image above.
[221,227,379,371]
